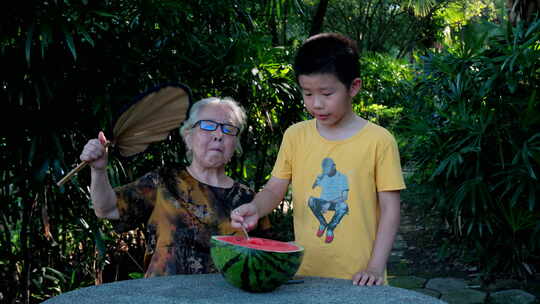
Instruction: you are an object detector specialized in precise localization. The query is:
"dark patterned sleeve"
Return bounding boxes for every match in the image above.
[111,171,160,233]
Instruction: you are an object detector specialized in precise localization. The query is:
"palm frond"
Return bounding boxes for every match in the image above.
[113,84,191,157]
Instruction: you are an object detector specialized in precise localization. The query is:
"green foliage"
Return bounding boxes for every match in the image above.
[400,17,540,280]
[0,1,307,303]
[322,0,448,56]
[405,0,437,17]
[3,0,522,302]
[1,1,421,300]
[355,52,411,130]
[437,0,498,27]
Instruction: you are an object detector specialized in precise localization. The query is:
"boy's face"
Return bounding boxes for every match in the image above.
[298,73,361,128]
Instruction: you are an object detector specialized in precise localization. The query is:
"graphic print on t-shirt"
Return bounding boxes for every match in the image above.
[307,158,349,243]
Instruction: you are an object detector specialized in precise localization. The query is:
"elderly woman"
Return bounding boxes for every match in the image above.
[81,97,270,277]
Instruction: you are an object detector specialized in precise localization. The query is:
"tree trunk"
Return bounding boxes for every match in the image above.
[309,0,329,36]
[20,194,38,304]
[506,0,540,25]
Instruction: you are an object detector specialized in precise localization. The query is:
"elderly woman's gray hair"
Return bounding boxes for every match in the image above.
[180,97,247,161]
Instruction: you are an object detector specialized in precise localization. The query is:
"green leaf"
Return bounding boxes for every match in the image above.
[78,25,95,47]
[94,229,106,258]
[70,270,77,285]
[510,183,524,208]
[35,159,49,183]
[45,267,67,282]
[524,90,539,126]
[40,23,53,58]
[528,185,536,211]
[93,11,117,18]
[78,218,89,229]
[64,28,77,60]
[524,18,540,38]
[478,73,497,97]
[128,272,144,279]
[25,24,35,66]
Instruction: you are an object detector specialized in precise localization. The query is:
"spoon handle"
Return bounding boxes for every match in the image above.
[241,225,250,240]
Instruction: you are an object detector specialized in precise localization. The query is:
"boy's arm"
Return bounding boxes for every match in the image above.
[353,190,401,286]
[231,176,290,230]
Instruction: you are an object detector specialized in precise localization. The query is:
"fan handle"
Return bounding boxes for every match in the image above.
[56,161,89,186]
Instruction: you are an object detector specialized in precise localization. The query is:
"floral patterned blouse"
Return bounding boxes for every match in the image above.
[111,166,271,277]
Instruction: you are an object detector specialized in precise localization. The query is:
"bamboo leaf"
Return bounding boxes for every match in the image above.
[94,229,106,258]
[45,267,67,281]
[467,221,474,236]
[527,181,536,211]
[522,141,537,179]
[524,18,540,38]
[478,73,497,97]
[510,183,524,208]
[64,28,77,60]
[29,137,37,164]
[78,25,95,47]
[40,23,52,58]
[35,159,49,183]
[92,11,117,18]
[70,270,76,285]
[25,24,35,66]
[525,90,539,126]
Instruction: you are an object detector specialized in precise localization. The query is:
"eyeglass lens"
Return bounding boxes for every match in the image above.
[198,120,239,136]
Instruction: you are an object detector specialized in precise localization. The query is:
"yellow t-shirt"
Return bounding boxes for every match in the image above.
[272,120,406,280]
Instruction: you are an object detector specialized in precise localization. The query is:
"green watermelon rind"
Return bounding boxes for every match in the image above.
[210,236,304,293]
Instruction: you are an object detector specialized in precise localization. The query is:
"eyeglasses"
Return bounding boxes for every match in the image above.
[192,120,240,136]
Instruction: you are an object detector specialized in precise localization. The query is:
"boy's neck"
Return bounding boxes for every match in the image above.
[316,112,367,141]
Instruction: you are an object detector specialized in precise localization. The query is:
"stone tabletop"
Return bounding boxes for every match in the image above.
[42,274,446,304]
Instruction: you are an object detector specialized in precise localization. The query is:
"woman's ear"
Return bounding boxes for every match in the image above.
[349,78,362,97]
[183,129,192,151]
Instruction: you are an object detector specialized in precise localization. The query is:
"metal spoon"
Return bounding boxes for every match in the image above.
[241,224,250,240]
[233,209,250,240]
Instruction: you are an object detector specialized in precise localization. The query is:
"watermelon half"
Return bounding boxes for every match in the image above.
[210,235,304,293]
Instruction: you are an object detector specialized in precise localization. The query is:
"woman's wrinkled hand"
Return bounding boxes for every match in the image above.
[80,131,109,171]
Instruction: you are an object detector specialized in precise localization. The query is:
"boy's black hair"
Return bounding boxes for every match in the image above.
[293,32,360,89]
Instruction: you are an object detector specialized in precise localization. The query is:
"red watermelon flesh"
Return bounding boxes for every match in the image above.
[210,235,304,292]
[216,236,300,252]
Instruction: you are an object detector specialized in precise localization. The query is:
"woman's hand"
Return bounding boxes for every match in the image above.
[231,203,260,231]
[80,131,108,171]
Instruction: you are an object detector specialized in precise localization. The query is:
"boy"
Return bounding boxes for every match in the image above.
[231,33,405,286]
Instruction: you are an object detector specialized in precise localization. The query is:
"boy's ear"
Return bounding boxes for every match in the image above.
[349,78,362,97]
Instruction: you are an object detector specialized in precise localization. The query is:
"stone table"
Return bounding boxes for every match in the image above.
[42,274,446,304]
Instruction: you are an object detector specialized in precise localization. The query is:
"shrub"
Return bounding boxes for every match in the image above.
[400,18,540,280]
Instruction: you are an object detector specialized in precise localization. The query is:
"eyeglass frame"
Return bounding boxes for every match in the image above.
[192,119,240,136]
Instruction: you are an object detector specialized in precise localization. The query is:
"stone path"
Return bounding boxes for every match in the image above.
[387,206,538,304]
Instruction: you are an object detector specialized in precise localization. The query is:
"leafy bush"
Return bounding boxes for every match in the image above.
[400,18,540,280]
[0,1,305,302]
[355,52,412,131]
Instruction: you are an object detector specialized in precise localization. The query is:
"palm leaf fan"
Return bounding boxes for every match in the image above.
[57,83,192,186]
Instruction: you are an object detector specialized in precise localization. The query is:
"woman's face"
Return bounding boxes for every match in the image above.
[187,103,239,169]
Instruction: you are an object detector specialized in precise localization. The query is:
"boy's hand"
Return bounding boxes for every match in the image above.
[352,268,384,286]
[231,203,259,231]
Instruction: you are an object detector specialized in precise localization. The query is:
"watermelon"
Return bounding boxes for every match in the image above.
[210,235,304,293]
